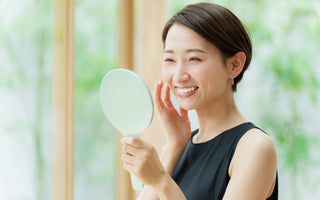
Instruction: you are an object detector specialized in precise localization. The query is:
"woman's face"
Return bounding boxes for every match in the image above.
[163,23,230,111]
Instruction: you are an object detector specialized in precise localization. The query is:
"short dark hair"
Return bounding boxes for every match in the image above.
[162,3,252,92]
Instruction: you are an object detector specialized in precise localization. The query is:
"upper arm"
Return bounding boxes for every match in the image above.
[223,129,277,200]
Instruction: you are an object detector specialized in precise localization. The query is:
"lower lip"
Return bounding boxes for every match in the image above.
[176,89,198,98]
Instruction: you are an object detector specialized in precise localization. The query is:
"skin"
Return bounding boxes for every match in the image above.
[121,23,277,200]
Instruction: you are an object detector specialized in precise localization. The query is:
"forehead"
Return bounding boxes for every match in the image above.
[164,23,216,53]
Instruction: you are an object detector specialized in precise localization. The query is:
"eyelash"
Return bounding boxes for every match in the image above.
[164,58,175,62]
[164,57,202,62]
[189,57,201,61]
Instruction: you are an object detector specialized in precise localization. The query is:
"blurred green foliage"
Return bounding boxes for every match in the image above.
[0,0,52,200]
[230,0,320,199]
[74,0,118,199]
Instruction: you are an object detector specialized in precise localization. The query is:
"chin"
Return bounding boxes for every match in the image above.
[178,102,197,111]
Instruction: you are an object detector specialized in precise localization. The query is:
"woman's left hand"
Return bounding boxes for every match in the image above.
[121,136,166,188]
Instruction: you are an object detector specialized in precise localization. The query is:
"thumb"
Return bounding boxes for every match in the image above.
[180,107,189,121]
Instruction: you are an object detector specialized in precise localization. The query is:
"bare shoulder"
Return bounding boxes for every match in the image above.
[239,128,276,153]
[226,128,278,199]
[229,128,277,177]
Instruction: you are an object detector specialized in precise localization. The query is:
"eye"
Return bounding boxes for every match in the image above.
[164,58,175,62]
[189,57,202,62]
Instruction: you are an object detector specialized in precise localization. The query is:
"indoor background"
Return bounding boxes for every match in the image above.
[0,0,319,199]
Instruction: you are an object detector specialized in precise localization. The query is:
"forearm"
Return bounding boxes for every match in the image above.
[137,185,159,200]
[138,173,186,200]
[154,174,187,200]
[137,145,185,200]
[160,144,185,175]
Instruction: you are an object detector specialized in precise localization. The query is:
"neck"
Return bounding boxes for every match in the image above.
[195,91,247,142]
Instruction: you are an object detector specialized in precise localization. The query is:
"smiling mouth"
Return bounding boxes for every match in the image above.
[176,86,198,94]
[175,86,199,96]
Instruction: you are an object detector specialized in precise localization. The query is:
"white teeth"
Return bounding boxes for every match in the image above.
[177,87,197,94]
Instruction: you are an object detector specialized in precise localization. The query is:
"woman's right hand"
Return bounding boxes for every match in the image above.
[153,80,191,149]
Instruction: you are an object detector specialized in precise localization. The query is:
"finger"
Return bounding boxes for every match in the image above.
[180,107,189,121]
[164,85,174,108]
[153,80,163,102]
[153,80,166,112]
[122,143,137,156]
[123,162,135,174]
[121,136,149,149]
[121,154,136,166]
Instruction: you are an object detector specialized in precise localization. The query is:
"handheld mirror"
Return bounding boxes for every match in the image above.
[99,68,154,190]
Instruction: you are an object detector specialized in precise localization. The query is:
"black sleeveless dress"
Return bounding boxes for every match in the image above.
[172,122,278,200]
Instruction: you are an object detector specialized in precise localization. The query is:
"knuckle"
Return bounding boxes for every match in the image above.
[131,137,139,145]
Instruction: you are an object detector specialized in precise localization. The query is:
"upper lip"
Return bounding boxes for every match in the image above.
[174,85,198,89]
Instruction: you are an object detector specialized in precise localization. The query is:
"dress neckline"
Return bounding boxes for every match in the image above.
[191,122,252,145]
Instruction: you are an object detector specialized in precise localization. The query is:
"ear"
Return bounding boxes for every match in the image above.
[226,51,246,79]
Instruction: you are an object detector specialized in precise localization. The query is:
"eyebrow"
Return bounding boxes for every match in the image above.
[186,49,206,53]
[163,48,206,54]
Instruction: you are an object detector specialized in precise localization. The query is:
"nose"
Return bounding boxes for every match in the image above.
[172,62,190,83]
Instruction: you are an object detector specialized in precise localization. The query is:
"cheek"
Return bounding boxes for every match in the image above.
[162,65,173,84]
[197,64,228,89]
[193,65,213,82]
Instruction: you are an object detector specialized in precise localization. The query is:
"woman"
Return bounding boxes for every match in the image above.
[121,3,278,200]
